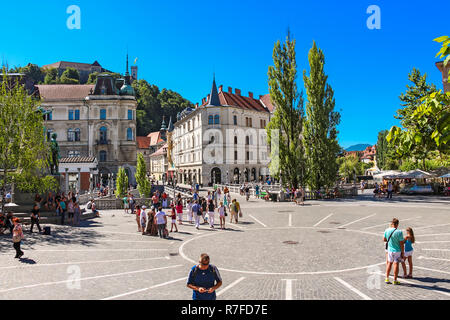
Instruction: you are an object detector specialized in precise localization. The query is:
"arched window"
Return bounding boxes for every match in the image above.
[208,115,214,125]
[99,151,107,162]
[127,128,133,141]
[234,136,238,145]
[214,115,220,124]
[100,109,107,120]
[246,136,250,145]
[100,126,108,143]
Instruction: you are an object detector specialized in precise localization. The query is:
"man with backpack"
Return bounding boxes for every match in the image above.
[187,253,222,300]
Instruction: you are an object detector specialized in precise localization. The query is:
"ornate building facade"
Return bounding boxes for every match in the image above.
[172,78,274,186]
[36,64,138,187]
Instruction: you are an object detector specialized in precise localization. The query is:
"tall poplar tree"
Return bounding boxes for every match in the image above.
[135,153,151,198]
[266,32,305,188]
[115,167,128,199]
[303,42,341,191]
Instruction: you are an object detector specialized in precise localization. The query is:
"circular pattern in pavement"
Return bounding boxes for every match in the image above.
[179,226,385,275]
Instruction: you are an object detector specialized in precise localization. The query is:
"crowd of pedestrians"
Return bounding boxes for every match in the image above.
[127,186,244,238]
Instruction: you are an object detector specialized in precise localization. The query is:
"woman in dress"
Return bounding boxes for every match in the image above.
[12,218,24,259]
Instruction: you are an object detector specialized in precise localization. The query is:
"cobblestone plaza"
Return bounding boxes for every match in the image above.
[1,192,449,300]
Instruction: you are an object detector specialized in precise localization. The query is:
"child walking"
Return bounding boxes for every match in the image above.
[401,227,415,279]
[176,200,183,225]
[218,201,226,230]
[170,204,178,233]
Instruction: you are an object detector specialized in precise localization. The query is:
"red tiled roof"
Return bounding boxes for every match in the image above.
[150,143,168,157]
[36,85,94,101]
[259,94,276,112]
[200,88,269,113]
[136,136,151,149]
[146,131,164,146]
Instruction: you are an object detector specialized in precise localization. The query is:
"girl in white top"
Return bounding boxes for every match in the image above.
[218,201,226,230]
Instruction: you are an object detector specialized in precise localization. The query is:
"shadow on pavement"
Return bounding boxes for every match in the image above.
[18,258,36,265]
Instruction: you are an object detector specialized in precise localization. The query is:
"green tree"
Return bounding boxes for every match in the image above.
[87,72,121,84]
[397,68,436,129]
[20,63,46,84]
[44,68,59,84]
[266,32,305,188]
[0,70,57,213]
[434,35,450,77]
[388,90,450,169]
[115,167,128,199]
[376,130,400,170]
[303,41,341,191]
[135,153,151,198]
[132,80,193,136]
[59,68,80,84]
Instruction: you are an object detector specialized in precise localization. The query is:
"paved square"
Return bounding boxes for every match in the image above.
[1,191,449,300]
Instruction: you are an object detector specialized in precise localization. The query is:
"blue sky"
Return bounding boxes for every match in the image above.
[1,0,448,148]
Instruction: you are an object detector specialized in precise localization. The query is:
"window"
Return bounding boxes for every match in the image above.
[100,126,108,143]
[234,136,238,145]
[46,129,53,141]
[68,110,74,120]
[67,129,75,142]
[245,117,248,127]
[246,152,250,161]
[68,150,80,158]
[99,151,107,162]
[75,110,80,120]
[249,117,253,127]
[214,115,220,124]
[127,128,133,141]
[208,115,214,125]
[234,151,238,161]
[246,136,250,145]
[128,109,133,120]
[44,111,52,121]
[74,128,81,141]
[233,115,237,125]
[100,109,107,120]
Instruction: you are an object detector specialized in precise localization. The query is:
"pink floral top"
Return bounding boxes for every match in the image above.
[13,224,23,241]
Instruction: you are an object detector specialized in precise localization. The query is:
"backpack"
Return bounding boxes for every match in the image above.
[192,264,216,279]
[87,202,92,209]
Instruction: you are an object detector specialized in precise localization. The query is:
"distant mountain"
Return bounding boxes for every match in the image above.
[345,144,372,152]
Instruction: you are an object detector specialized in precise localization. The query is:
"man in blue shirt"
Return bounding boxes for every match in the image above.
[192,200,201,230]
[383,218,405,285]
[187,254,222,300]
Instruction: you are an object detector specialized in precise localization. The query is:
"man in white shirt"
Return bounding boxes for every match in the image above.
[154,207,167,238]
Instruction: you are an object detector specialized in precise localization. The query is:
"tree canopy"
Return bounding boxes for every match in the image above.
[266,32,305,188]
[303,41,341,190]
[132,79,194,136]
[0,70,58,212]
[59,67,80,84]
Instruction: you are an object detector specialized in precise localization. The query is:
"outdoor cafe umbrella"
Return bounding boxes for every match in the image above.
[439,173,450,178]
[399,169,434,179]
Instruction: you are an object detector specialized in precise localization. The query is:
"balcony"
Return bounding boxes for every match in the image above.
[96,139,111,145]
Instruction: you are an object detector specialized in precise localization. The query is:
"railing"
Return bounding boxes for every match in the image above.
[93,197,153,210]
[96,139,111,145]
